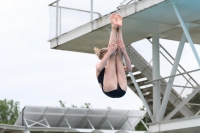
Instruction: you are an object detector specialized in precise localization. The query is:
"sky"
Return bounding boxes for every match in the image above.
[0,0,200,112]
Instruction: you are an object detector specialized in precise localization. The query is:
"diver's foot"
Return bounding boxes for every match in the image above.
[116,14,122,27]
[110,13,118,29]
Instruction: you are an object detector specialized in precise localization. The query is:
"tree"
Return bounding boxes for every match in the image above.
[0,99,20,125]
[135,106,151,131]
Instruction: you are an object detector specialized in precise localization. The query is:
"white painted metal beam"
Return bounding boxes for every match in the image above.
[171,2,200,67]
[50,5,102,17]
[129,71,154,122]
[164,86,200,121]
[107,120,114,130]
[145,68,200,84]
[127,45,192,118]
[140,119,149,132]
[159,33,186,120]
[87,118,95,129]
[65,118,71,128]
[152,35,161,122]
[149,115,200,133]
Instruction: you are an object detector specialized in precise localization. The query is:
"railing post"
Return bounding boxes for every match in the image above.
[56,0,59,37]
[60,7,61,35]
[91,0,93,21]
[171,2,200,67]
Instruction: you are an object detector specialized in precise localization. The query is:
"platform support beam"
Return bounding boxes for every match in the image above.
[152,35,160,122]
[172,2,200,67]
[159,33,186,120]
[164,86,200,121]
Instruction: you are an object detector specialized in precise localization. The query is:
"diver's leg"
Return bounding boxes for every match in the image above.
[103,14,119,92]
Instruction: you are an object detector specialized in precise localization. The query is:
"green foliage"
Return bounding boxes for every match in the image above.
[81,103,91,108]
[59,100,66,107]
[135,106,151,131]
[59,101,91,108]
[189,92,200,113]
[134,116,147,131]
[107,107,112,109]
[71,104,78,108]
[0,99,20,125]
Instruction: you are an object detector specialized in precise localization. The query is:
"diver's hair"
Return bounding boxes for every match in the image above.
[94,47,108,60]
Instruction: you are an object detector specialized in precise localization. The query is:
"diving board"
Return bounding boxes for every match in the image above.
[49,0,200,53]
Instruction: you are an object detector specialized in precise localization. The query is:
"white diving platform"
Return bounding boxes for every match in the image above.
[48,0,200,133]
[49,0,200,53]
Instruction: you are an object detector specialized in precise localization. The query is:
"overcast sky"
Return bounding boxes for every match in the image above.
[1,0,200,111]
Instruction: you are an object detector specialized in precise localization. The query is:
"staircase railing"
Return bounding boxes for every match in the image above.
[127,45,185,103]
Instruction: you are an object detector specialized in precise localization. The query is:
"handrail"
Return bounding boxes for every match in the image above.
[159,44,199,86]
[160,51,195,87]
[50,5,102,17]
[127,45,184,102]
[145,68,200,84]
[146,38,198,87]
[48,0,100,40]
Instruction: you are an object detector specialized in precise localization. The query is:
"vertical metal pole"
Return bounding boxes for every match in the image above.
[22,107,26,126]
[152,35,160,122]
[91,0,93,21]
[159,33,186,120]
[56,1,59,37]
[60,7,61,35]
[172,2,200,67]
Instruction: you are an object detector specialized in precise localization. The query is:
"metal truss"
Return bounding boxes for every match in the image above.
[127,5,200,126]
[140,1,200,123]
[23,117,50,128]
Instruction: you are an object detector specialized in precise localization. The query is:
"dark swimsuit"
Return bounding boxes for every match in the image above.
[97,68,126,98]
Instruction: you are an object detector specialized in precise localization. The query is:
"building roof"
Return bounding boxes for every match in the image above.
[9,106,147,133]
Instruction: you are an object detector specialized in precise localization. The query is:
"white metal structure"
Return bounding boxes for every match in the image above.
[0,106,147,133]
[48,0,200,132]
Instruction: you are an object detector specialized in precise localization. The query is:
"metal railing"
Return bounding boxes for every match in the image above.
[128,45,153,71]
[118,0,143,9]
[48,0,102,40]
[147,38,198,88]
[127,45,185,103]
